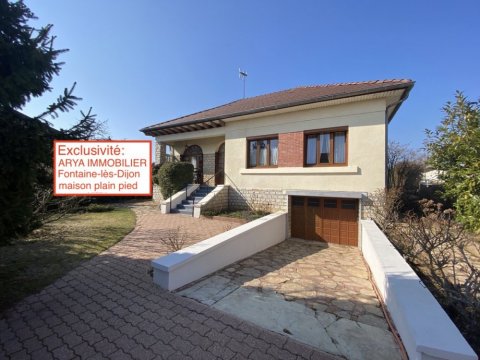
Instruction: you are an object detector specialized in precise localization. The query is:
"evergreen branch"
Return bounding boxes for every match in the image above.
[60,107,108,140]
[35,82,81,121]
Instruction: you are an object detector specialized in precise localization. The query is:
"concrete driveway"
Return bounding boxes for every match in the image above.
[178,238,402,360]
[0,204,336,360]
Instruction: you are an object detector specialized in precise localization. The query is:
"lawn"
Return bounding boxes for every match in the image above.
[0,207,136,313]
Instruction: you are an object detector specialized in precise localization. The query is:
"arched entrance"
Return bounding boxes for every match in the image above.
[182,145,203,184]
[215,142,225,185]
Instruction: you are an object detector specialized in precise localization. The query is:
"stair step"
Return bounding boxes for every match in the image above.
[176,208,193,215]
[195,191,211,195]
[170,208,192,214]
[199,187,214,191]
[168,185,215,215]
[176,204,194,210]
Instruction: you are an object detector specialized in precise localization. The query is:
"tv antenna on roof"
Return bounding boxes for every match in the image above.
[239,68,248,98]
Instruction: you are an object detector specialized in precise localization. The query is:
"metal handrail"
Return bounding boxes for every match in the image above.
[191,185,195,217]
[202,169,224,187]
[167,170,225,216]
[190,169,224,216]
[167,182,189,214]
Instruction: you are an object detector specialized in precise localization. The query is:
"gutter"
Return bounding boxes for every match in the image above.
[385,81,415,123]
[384,82,415,187]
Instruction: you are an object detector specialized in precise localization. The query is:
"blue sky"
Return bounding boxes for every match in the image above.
[22,0,480,150]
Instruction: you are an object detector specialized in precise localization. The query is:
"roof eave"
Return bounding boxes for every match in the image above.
[140,82,414,135]
[386,82,415,123]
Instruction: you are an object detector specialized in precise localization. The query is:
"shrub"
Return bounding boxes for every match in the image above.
[86,204,115,213]
[379,199,480,353]
[152,163,162,185]
[368,188,402,234]
[158,227,188,253]
[201,209,269,222]
[156,162,194,199]
[387,141,426,213]
[32,186,87,225]
[201,210,219,217]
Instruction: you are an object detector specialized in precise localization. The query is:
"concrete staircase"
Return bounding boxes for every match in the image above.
[170,185,214,215]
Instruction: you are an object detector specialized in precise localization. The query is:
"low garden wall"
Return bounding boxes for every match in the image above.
[151,211,288,291]
[193,185,229,218]
[360,220,477,360]
[153,184,163,203]
[160,184,199,214]
[228,187,288,212]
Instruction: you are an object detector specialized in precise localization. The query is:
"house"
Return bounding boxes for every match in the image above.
[420,169,443,187]
[141,79,414,247]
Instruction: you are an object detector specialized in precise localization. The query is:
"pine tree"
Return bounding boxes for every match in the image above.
[0,0,105,242]
[0,0,69,110]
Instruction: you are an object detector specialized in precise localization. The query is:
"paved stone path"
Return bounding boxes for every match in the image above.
[0,203,337,360]
[219,239,388,329]
[178,239,401,359]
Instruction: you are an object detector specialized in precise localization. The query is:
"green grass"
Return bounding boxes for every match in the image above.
[0,207,136,313]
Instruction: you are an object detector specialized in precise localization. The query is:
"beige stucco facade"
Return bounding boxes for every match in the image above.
[224,98,387,194]
[156,96,389,196]
[168,136,225,159]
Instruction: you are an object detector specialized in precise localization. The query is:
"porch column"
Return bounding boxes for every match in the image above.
[155,139,167,165]
[203,153,215,185]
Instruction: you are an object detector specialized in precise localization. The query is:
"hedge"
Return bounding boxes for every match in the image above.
[157,162,194,199]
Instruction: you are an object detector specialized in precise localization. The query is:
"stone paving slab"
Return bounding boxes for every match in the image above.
[209,238,389,328]
[178,238,402,359]
[0,204,337,360]
[213,286,400,360]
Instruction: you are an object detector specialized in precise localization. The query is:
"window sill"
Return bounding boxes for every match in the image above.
[239,166,359,175]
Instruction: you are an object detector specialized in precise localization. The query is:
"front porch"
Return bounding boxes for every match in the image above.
[154,135,226,202]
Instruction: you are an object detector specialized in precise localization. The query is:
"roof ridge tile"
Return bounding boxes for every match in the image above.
[296,79,412,89]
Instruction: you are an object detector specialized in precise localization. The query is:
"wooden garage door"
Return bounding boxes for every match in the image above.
[291,197,358,246]
[291,197,307,239]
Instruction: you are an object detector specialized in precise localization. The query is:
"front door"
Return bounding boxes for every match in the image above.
[182,145,203,184]
[215,143,225,185]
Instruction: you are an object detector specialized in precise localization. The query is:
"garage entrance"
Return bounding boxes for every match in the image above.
[291,196,358,246]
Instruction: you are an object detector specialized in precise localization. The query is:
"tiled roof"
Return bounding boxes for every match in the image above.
[141,79,413,134]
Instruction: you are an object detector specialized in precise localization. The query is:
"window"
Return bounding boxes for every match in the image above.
[324,199,337,208]
[247,137,278,167]
[305,129,347,166]
[307,198,320,207]
[341,200,356,209]
[292,197,304,206]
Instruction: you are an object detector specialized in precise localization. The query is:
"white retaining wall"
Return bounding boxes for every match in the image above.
[151,211,288,291]
[360,220,477,360]
[160,184,199,214]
